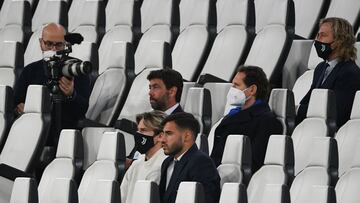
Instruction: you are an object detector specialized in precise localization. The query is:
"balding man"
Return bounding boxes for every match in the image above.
[14,23,91,146]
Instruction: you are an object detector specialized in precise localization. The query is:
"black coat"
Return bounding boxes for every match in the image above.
[159,144,221,203]
[210,102,283,172]
[171,105,184,114]
[296,60,360,127]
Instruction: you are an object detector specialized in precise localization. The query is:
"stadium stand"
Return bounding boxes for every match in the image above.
[247,135,294,202]
[131,180,160,203]
[290,137,338,203]
[0,41,23,88]
[0,85,13,151]
[9,177,38,203]
[0,85,51,203]
[217,135,252,187]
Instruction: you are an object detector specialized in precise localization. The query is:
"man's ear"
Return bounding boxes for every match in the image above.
[169,86,177,97]
[249,84,257,97]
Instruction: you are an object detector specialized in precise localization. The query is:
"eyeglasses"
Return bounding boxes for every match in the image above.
[41,39,65,50]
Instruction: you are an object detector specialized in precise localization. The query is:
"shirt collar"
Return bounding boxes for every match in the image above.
[164,103,180,115]
[326,58,339,71]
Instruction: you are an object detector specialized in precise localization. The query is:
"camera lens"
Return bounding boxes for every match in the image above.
[62,60,92,77]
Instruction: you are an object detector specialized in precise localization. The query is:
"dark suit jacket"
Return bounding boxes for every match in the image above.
[170,105,184,114]
[159,144,220,203]
[210,102,283,172]
[296,60,360,127]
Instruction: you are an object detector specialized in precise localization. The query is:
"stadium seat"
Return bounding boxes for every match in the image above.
[293,0,330,39]
[250,184,291,203]
[38,129,83,201]
[175,182,205,203]
[0,41,23,88]
[324,0,360,30]
[131,180,161,203]
[184,87,211,135]
[24,29,42,66]
[0,85,13,151]
[171,0,216,81]
[247,135,294,203]
[78,131,124,202]
[9,177,38,203]
[335,91,360,176]
[219,183,247,203]
[290,137,338,203]
[0,85,51,203]
[335,145,360,203]
[199,0,255,81]
[0,0,31,43]
[31,0,68,32]
[268,89,296,135]
[68,0,105,44]
[217,135,252,187]
[244,0,295,87]
[39,178,78,203]
[85,41,135,126]
[292,89,336,175]
[179,81,196,108]
[355,42,360,66]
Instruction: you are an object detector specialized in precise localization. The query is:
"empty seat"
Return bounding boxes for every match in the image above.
[335,91,360,176]
[199,0,255,81]
[85,41,135,126]
[0,41,23,88]
[175,182,205,203]
[250,184,291,203]
[24,29,42,66]
[0,85,51,203]
[171,0,216,81]
[183,87,211,135]
[324,0,360,30]
[219,183,247,203]
[78,131,125,202]
[39,178,78,203]
[0,85,13,150]
[269,89,296,135]
[10,177,38,203]
[244,0,295,87]
[179,81,196,108]
[290,137,338,203]
[247,135,294,202]
[292,89,336,175]
[131,180,161,203]
[217,135,252,186]
[31,0,68,32]
[38,129,83,201]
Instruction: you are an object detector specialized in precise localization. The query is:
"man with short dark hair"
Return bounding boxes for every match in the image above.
[147,68,184,114]
[210,65,283,172]
[159,112,220,203]
[296,17,360,127]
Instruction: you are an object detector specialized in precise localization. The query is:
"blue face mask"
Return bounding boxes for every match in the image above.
[314,40,334,60]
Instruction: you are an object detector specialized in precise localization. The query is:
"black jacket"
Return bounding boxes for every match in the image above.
[210,102,283,172]
[296,60,360,127]
[159,144,221,203]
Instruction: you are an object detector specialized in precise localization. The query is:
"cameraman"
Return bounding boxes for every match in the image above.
[14,23,91,146]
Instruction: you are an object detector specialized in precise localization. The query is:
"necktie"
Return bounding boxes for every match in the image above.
[316,63,330,88]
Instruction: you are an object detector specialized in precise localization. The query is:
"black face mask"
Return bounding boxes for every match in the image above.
[133,132,155,154]
[314,40,334,60]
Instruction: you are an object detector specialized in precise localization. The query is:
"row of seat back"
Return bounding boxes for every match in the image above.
[198,0,255,82]
[0,85,51,203]
[31,0,68,32]
[0,85,13,151]
[0,41,23,88]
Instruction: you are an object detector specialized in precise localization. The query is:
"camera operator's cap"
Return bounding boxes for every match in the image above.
[24,85,51,114]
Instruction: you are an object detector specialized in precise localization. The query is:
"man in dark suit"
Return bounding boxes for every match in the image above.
[296,17,360,128]
[210,65,283,172]
[147,69,184,115]
[159,113,220,203]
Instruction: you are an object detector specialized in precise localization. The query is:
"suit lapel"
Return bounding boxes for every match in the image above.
[321,61,344,88]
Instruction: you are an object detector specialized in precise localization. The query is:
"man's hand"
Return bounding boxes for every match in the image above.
[59,76,74,96]
[16,103,25,115]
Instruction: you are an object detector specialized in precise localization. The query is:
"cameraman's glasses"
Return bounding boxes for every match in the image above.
[41,39,65,50]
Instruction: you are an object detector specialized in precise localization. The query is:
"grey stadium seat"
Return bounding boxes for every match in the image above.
[24,29,42,67]
[0,85,13,151]
[171,0,216,81]
[175,182,205,203]
[269,89,296,135]
[290,137,338,203]
[0,85,51,203]
[31,0,68,32]
[199,0,255,82]
[10,177,38,203]
[355,42,360,66]
[335,91,360,176]
[38,129,83,202]
[0,41,23,88]
[219,183,247,203]
[292,89,336,175]
[39,178,78,203]
[78,131,124,203]
[247,135,294,203]
[250,184,291,203]
[131,180,161,203]
[324,0,360,31]
[244,0,295,87]
[217,135,252,187]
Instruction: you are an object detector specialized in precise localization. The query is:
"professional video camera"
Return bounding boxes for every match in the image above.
[44,33,92,94]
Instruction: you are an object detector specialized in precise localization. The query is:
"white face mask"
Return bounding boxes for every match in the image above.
[42,50,57,62]
[226,87,248,106]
